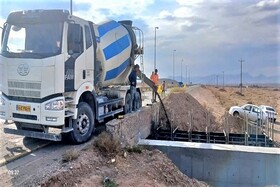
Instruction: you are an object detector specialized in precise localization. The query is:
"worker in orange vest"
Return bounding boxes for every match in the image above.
[150,69,159,102]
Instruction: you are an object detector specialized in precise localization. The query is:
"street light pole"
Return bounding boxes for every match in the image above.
[222,71,225,89]
[173,49,176,81]
[154,27,159,71]
[181,59,183,82]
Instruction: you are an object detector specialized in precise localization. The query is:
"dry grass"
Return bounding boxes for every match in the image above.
[208,86,280,112]
[62,149,80,163]
[94,132,121,157]
[125,146,143,154]
[169,86,186,93]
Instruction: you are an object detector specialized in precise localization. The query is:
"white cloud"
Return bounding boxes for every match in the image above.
[256,0,279,8]
[174,7,194,18]
[73,0,154,23]
[176,0,204,6]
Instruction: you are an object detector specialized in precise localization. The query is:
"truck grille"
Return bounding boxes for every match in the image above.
[8,80,41,98]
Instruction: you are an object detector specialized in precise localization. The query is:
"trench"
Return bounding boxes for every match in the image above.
[139,139,280,187]
[143,112,280,187]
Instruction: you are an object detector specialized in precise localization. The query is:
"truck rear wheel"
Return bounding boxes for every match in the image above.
[69,102,95,144]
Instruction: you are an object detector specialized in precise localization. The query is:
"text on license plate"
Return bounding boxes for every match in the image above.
[16,105,31,112]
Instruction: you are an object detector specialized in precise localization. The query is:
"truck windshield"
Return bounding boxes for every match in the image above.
[1,23,63,58]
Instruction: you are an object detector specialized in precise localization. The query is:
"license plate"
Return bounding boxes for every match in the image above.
[17,105,31,112]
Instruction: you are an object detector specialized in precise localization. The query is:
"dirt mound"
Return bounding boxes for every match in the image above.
[41,145,208,187]
[160,92,221,132]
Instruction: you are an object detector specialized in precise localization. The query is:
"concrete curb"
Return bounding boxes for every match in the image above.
[0,142,50,167]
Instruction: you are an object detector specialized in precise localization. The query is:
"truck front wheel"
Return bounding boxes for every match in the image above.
[69,102,95,144]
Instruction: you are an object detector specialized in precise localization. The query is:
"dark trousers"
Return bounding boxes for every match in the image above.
[152,85,158,101]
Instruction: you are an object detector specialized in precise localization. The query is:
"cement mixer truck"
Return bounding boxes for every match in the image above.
[0,9,144,143]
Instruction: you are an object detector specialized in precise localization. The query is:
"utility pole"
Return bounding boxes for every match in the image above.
[70,0,73,15]
[239,58,245,94]
[154,27,159,71]
[172,49,176,81]
[222,71,225,89]
[181,59,183,82]
[216,75,219,87]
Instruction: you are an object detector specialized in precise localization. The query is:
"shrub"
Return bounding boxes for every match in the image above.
[103,178,118,187]
[62,149,79,163]
[94,132,121,157]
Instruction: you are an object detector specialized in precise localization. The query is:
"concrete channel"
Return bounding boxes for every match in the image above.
[139,139,280,187]
[105,96,280,186]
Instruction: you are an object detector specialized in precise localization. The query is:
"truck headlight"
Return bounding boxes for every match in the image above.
[45,99,64,110]
[0,95,5,106]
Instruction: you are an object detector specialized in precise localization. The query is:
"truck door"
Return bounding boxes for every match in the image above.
[84,25,94,82]
[65,23,86,92]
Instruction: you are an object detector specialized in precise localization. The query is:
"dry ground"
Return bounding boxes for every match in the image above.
[205,86,280,142]
[207,86,280,113]
[41,134,208,187]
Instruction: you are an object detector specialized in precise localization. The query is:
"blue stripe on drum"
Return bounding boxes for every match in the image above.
[105,58,130,81]
[98,21,120,37]
[103,34,130,60]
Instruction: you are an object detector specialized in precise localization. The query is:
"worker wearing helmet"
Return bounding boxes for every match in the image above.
[150,69,159,102]
[128,64,140,113]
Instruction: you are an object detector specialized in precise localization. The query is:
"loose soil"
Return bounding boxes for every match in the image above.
[160,91,242,133]
[41,143,208,187]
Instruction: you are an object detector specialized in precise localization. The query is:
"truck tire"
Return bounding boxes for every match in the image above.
[124,93,131,114]
[69,102,95,144]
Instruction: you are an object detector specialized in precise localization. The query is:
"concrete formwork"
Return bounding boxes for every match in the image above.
[139,139,280,187]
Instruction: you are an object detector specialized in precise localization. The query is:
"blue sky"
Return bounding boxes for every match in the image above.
[0,0,279,80]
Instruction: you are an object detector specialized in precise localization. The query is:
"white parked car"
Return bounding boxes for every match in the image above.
[259,105,277,122]
[229,104,267,124]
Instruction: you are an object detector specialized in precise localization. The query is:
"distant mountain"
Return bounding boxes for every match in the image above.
[168,73,280,86]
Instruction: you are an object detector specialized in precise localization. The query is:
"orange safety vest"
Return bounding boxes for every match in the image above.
[150,73,159,85]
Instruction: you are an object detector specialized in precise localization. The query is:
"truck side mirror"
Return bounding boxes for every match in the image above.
[0,24,6,46]
[68,23,83,54]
